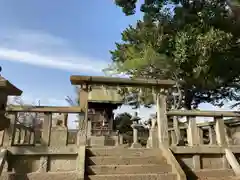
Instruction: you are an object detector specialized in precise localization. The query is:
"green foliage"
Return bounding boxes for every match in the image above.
[109,0,240,109]
[113,112,132,134]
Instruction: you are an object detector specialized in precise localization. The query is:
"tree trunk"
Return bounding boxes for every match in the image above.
[175,89,193,146]
[184,89,193,110]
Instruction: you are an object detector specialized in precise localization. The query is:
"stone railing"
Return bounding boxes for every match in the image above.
[1,105,85,148]
[0,105,87,178]
[165,110,240,175]
[166,110,240,147]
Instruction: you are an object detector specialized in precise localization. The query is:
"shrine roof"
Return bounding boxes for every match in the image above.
[0,76,22,96]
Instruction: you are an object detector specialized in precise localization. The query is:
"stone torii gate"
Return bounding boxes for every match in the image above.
[70,75,175,146]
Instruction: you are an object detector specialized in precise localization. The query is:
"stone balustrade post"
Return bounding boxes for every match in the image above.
[187,116,199,146]
[131,122,141,148]
[156,90,169,147]
[197,127,204,145]
[214,117,227,146]
[208,125,216,145]
[3,112,17,147]
[41,112,52,146]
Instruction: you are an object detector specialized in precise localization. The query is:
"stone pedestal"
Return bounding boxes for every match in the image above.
[90,136,105,146]
[130,123,142,148]
[50,126,68,146]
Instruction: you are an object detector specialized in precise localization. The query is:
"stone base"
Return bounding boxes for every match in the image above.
[146,128,159,148]
[89,136,119,147]
[131,142,142,148]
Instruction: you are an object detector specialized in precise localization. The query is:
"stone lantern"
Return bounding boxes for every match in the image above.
[131,112,142,148]
[0,69,22,130]
[131,112,140,125]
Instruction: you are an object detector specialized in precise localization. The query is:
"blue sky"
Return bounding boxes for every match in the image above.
[0,0,235,127]
[0,1,141,102]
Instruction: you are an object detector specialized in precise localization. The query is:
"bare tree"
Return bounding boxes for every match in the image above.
[7,96,42,128]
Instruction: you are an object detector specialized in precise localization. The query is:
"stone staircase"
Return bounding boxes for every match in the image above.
[187,169,237,180]
[85,147,178,180]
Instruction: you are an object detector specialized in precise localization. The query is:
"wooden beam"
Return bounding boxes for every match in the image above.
[167,110,240,117]
[6,105,84,113]
[70,75,175,88]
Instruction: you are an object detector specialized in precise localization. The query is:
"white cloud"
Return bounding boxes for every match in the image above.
[0,28,108,73]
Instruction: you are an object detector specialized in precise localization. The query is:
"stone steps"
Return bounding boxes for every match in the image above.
[187,169,236,180]
[86,147,177,180]
[0,172,79,180]
[88,155,166,165]
[87,173,177,180]
[87,147,161,157]
[87,164,172,175]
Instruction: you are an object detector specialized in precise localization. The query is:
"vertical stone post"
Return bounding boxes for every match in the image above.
[133,125,138,144]
[30,130,35,144]
[63,113,68,128]
[131,124,141,148]
[3,112,17,147]
[20,129,26,144]
[77,84,90,146]
[41,113,52,146]
[171,130,178,145]
[130,112,141,148]
[214,117,226,146]
[187,116,199,146]
[197,127,204,145]
[147,117,159,148]
[14,127,20,144]
[208,125,216,145]
[156,91,169,147]
[173,116,180,145]
[50,126,68,146]
[25,130,31,144]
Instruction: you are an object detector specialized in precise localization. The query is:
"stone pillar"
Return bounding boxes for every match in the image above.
[208,126,216,145]
[3,112,17,147]
[25,130,31,144]
[198,127,204,144]
[171,130,178,145]
[147,127,159,148]
[131,123,141,148]
[119,134,123,145]
[13,127,20,144]
[41,113,52,146]
[38,156,48,172]
[214,117,226,146]
[156,92,169,147]
[63,113,68,127]
[20,129,26,144]
[77,84,90,146]
[173,116,180,145]
[187,116,199,146]
[50,126,68,146]
[30,131,35,144]
[193,155,201,170]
